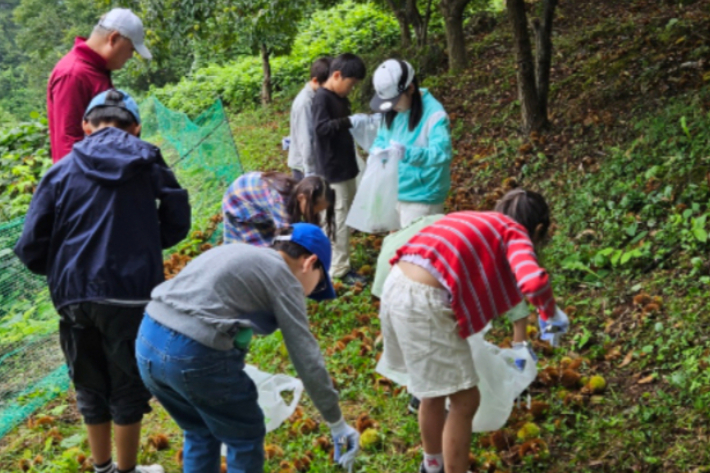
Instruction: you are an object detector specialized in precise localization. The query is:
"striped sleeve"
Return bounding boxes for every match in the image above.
[504,227,555,321]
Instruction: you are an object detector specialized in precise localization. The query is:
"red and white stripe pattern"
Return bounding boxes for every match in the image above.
[391,211,555,338]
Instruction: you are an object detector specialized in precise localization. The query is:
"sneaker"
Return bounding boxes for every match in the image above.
[96,463,165,473]
[408,395,421,414]
[419,461,443,473]
[134,466,165,473]
[341,270,368,286]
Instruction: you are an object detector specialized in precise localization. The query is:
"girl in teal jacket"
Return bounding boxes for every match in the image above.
[369,59,452,227]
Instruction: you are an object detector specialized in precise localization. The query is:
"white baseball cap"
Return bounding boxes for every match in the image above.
[98,8,152,60]
[370,59,415,112]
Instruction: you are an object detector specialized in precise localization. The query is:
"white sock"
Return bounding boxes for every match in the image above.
[94,460,116,473]
[423,453,444,473]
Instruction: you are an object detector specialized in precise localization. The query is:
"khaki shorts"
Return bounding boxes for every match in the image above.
[397,202,446,228]
[376,266,479,399]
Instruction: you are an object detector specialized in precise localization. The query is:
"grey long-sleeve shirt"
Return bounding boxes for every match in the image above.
[146,243,342,423]
[287,84,317,175]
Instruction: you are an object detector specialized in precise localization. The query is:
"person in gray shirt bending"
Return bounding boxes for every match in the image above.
[135,223,359,473]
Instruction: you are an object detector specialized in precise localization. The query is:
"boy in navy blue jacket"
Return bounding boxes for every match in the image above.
[15,89,190,473]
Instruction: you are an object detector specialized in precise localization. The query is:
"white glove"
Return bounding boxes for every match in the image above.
[538,306,570,347]
[389,140,405,160]
[328,417,359,472]
[369,113,383,125]
[349,114,368,129]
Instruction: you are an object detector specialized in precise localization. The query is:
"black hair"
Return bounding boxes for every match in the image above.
[261,172,336,241]
[311,56,333,85]
[494,189,551,245]
[84,89,137,130]
[329,53,366,80]
[384,76,423,132]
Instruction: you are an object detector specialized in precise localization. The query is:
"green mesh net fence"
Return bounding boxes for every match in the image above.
[142,96,242,243]
[0,97,242,438]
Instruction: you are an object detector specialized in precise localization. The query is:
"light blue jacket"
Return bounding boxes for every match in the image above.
[370,89,452,204]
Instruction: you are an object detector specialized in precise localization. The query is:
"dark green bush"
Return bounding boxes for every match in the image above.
[150,1,399,116]
[0,115,51,222]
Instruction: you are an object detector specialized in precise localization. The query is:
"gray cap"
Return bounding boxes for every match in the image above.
[98,8,152,60]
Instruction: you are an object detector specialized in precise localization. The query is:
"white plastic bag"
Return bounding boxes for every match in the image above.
[221,364,304,456]
[244,364,303,432]
[355,149,366,188]
[346,148,400,233]
[350,114,380,151]
[467,325,537,432]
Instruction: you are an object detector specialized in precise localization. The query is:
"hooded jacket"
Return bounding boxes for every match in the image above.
[370,89,452,204]
[14,127,191,310]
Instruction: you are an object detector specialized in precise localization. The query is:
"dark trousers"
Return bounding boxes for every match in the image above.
[58,302,152,425]
[291,169,304,181]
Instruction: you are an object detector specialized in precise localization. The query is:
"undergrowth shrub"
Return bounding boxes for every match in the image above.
[151,1,399,116]
[291,1,399,62]
[0,116,50,222]
[546,89,710,286]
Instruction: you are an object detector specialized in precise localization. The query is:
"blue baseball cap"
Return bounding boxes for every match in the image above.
[275,223,336,301]
[84,89,141,124]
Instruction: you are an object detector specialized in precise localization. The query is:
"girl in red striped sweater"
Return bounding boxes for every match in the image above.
[377,189,568,473]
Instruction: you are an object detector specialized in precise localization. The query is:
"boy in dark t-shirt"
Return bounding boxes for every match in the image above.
[311,53,367,284]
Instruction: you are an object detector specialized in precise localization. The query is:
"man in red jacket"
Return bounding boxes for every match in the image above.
[47,8,152,162]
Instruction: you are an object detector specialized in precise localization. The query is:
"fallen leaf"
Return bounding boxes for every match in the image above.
[638,374,655,385]
[619,351,634,368]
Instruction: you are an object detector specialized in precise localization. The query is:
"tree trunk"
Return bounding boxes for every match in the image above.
[405,0,423,48]
[421,0,434,47]
[533,0,557,125]
[260,43,272,105]
[384,0,412,48]
[506,0,545,133]
[439,0,470,72]
[408,0,433,48]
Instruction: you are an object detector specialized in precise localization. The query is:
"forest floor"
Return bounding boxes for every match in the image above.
[3,0,710,472]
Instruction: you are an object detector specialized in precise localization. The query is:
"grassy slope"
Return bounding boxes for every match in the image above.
[3,0,710,472]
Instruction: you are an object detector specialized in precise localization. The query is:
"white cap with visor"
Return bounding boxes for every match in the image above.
[98,8,152,60]
[370,59,415,112]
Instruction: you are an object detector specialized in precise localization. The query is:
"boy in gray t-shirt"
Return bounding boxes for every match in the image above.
[136,223,359,473]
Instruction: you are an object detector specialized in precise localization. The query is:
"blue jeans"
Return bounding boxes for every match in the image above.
[136,315,265,473]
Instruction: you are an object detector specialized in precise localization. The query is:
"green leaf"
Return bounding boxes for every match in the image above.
[693,227,708,243]
[60,433,86,449]
[680,116,691,139]
[49,404,68,416]
[620,251,633,265]
[611,250,623,266]
[630,231,649,245]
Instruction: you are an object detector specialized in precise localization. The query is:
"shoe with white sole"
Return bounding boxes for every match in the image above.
[134,466,165,473]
